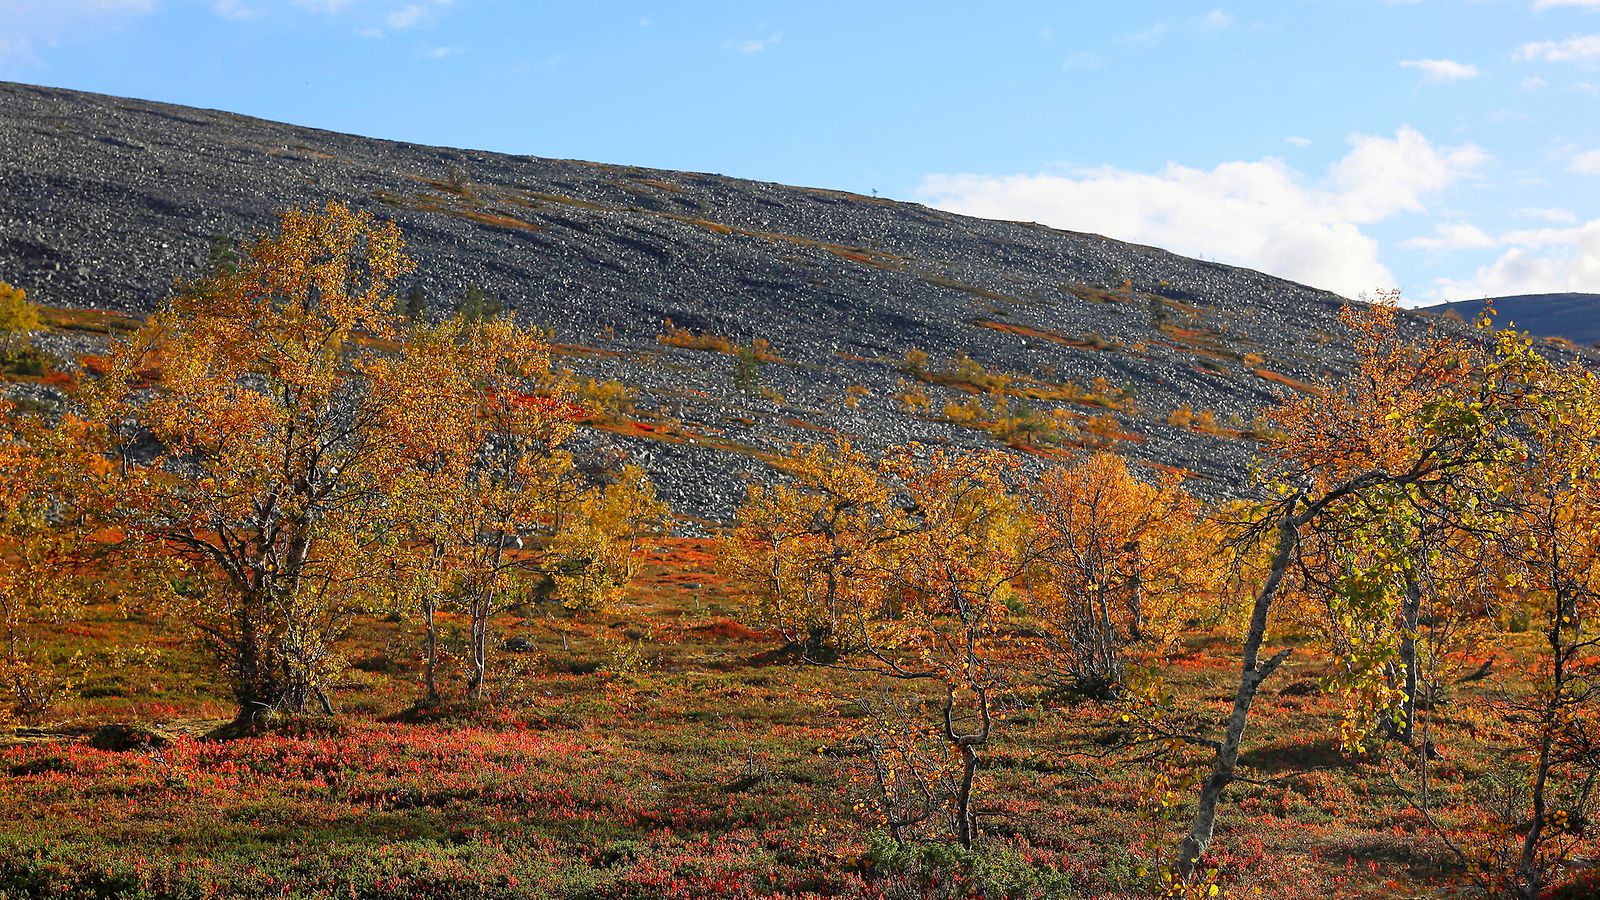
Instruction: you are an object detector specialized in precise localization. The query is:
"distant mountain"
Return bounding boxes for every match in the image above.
[0,81,1514,518]
[1429,293,1600,347]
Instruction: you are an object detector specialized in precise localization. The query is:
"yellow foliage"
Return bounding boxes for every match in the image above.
[0,282,41,356]
[1025,453,1213,690]
[902,347,929,375]
[86,201,415,717]
[573,376,636,423]
[896,379,930,413]
[657,318,735,354]
[1085,412,1123,445]
[0,400,98,719]
[552,466,671,611]
[723,438,893,654]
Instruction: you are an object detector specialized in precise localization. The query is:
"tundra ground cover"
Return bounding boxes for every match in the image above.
[0,536,1578,899]
[3,209,1598,898]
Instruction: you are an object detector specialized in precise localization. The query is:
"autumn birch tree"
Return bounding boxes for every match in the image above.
[375,315,667,703]
[85,202,415,724]
[1023,452,1210,697]
[1469,337,1600,899]
[1171,300,1515,878]
[0,402,106,720]
[723,438,894,659]
[730,442,1030,848]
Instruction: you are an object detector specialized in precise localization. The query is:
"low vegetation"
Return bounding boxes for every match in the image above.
[2,208,1598,899]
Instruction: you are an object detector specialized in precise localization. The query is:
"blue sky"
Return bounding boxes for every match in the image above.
[1,1,1597,304]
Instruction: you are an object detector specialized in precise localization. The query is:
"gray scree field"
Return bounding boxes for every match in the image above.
[2,81,1490,520]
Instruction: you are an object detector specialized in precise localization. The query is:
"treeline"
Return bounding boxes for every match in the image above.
[720,300,1600,898]
[2,203,1599,897]
[0,203,668,727]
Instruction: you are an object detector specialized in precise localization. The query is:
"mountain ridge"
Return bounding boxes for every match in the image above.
[1430,293,1600,347]
[0,80,1488,518]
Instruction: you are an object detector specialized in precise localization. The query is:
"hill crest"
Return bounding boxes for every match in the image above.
[0,80,1486,518]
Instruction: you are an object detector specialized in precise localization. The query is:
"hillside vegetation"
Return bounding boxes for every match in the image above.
[2,198,1600,900]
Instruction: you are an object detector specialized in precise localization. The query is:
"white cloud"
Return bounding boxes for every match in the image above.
[1400,58,1481,82]
[1520,75,1550,90]
[731,32,782,54]
[1434,221,1600,300]
[1328,128,1491,221]
[386,4,425,29]
[292,0,356,12]
[1061,51,1102,71]
[1500,224,1593,247]
[1516,207,1580,222]
[214,0,264,19]
[0,0,154,11]
[1121,21,1171,46]
[914,127,1489,299]
[348,0,452,38]
[1532,0,1600,9]
[422,44,461,59]
[1120,10,1232,46]
[1285,135,1313,147]
[0,36,24,67]
[1403,222,1497,250]
[1515,34,1600,63]
[0,0,154,67]
[1196,9,1232,33]
[1569,148,1600,173]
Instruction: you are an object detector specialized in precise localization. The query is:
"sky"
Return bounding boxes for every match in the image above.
[1,1,1598,305]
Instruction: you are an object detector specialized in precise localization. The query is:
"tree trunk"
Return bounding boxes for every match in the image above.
[954,743,978,850]
[805,625,831,661]
[1516,613,1564,900]
[421,595,440,707]
[1128,564,1145,642]
[233,596,280,723]
[466,599,489,701]
[1174,500,1300,878]
[1392,573,1422,743]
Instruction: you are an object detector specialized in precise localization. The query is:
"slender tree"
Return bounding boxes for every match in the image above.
[728,442,1029,848]
[1172,300,1515,877]
[376,315,666,702]
[1473,342,1600,899]
[723,437,894,659]
[0,282,41,359]
[1024,452,1211,697]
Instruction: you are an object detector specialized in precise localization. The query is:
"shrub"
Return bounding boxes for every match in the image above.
[862,833,1076,899]
[731,345,761,393]
[658,318,735,354]
[1085,412,1123,445]
[573,376,636,422]
[902,347,929,375]
[0,282,42,359]
[897,380,930,413]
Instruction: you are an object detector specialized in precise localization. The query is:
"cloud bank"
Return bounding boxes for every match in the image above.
[914,128,1488,299]
[1432,221,1600,300]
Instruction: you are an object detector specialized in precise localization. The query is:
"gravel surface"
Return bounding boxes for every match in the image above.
[0,81,1481,520]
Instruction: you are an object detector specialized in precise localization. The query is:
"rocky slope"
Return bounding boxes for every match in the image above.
[0,81,1475,520]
